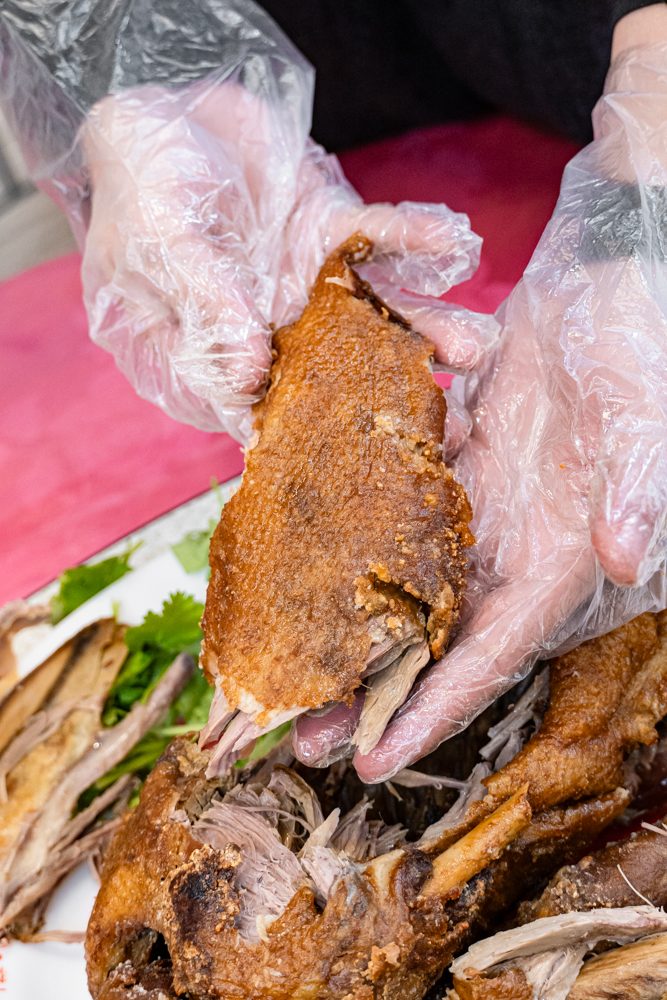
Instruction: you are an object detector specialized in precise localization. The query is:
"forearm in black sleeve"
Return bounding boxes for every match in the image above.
[392,0,662,145]
[262,0,662,149]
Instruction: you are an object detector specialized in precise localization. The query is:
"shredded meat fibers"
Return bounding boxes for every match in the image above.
[86,740,535,1000]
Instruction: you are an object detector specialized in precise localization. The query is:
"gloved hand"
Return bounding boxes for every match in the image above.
[0,0,498,444]
[81,78,498,442]
[294,34,667,781]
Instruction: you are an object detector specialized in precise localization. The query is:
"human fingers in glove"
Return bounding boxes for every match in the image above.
[82,77,496,442]
[0,1,498,443]
[5,0,667,779]
[294,4,667,781]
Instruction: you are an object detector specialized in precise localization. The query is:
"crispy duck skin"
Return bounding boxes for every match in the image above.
[85,747,628,1000]
[410,615,662,934]
[444,789,630,938]
[86,741,219,999]
[200,233,473,731]
[518,816,667,921]
[88,613,667,1000]
[95,960,176,1000]
[484,611,667,813]
[441,612,667,1000]
[452,967,533,1000]
[418,786,630,989]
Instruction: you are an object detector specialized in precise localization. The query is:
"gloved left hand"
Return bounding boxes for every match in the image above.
[295,37,667,780]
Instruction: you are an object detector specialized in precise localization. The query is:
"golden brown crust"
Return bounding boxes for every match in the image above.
[85,740,219,998]
[97,960,177,1000]
[89,613,667,1000]
[86,740,458,1000]
[452,967,533,1000]
[86,747,628,1000]
[437,788,630,955]
[519,818,667,921]
[201,234,473,718]
[568,934,667,1000]
[484,612,666,812]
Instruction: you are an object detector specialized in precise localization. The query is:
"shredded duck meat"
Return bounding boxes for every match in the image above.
[86,739,530,1000]
[449,906,667,1000]
[0,620,194,938]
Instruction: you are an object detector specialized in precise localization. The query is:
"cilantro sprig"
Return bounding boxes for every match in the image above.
[78,670,214,811]
[172,519,217,575]
[78,593,212,811]
[101,592,204,728]
[171,477,223,576]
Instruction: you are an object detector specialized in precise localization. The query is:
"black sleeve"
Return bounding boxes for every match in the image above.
[261,0,659,149]
[400,0,657,146]
[258,0,490,151]
[0,0,659,156]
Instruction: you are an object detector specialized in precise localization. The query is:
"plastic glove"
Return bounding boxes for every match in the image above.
[81,80,498,441]
[0,0,499,443]
[294,40,667,781]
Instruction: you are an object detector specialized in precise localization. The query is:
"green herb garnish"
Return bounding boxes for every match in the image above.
[50,549,137,624]
[101,592,204,728]
[78,592,210,812]
[172,519,217,574]
[77,730,172,811]
[78,671,216,811]
[153,670,215,737]
[171,478,224,575]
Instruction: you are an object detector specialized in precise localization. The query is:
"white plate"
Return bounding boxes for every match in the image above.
[2,479,240,999]
[3,866,98,1000]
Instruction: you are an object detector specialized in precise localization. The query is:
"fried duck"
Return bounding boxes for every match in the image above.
[199,234,474,775]
[86,738,534,1000]
[86,612,667,1000]
[483,610,667,814]
[83,735,627,1000]
[519,815,667,921]
[443,611,667,1000]
[448,818,667,999]
[449,907,667,1000]
[416,609,667,851]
